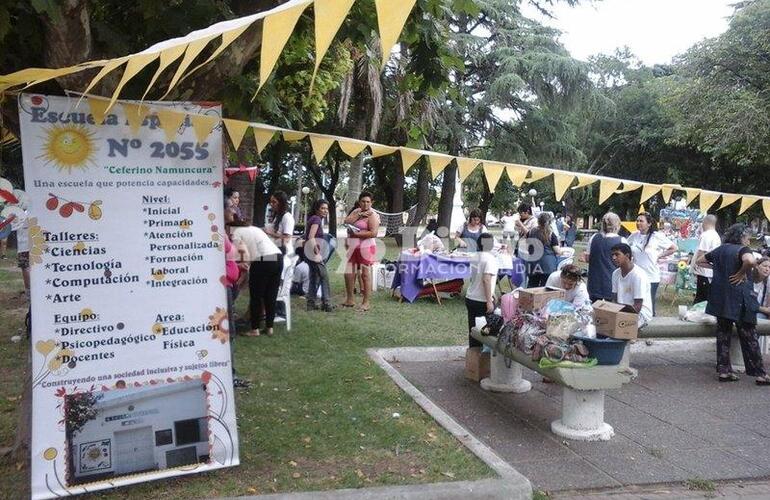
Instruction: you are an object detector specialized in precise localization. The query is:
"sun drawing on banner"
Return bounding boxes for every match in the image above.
[39,124,97,172]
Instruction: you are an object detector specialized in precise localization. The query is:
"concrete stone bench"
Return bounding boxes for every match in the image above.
[470,328,637,442]
[641,317,770,371]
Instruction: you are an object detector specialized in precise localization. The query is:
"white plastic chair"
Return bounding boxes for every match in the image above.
[275,255,295,332]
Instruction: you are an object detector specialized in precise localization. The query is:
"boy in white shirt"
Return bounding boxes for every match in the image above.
[465,233,498,347]
[610,243,653,327]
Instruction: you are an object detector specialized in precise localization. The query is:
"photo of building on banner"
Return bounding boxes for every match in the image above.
[19,94,239,499]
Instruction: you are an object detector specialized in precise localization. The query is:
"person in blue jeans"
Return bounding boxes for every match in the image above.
[304,200,334,312]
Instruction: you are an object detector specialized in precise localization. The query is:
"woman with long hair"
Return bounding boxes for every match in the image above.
[627,212,677,315]
[525,212,563,287]
[304,199,334,312]
[454,208,487,250]
[264,190,295,255]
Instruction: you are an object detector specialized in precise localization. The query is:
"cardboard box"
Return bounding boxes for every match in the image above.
[518,287,566,311]
[464,347,490,382]
[592,300,639,340]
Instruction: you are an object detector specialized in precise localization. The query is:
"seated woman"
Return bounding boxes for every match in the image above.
[752,257,770,320]
[546,264,591,312]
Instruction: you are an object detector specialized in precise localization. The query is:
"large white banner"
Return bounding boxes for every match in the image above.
[19,94,239,499]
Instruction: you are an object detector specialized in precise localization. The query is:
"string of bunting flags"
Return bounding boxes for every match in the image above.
[24,94,770,222]
[0,0,417,110]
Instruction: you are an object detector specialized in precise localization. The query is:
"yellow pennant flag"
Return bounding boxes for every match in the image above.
[428,153,453,179]
[189,113,219,144]
[572,174,598,189]
[552,172,575,201]
[309,135,336,163]
[80,57,130,102]
[684,188,701,205]
[764,199,770,222]
[253,128,276,154]
[87,97,111,125]
[122,103,149,136]
[699,191,720,213]
[506,164,529,187]
[660,183,681,203]
[524,167,551,183]
[338,139,368,158]
[399,148,422,174]
[739,196,760,215]
[142,45,187,101]
[639,184,661,204]
[258,1,312,92]
[482,162,505,193]
[374,0,418,69]
[282,131,307,142]
[615,181,642,194]
[180,24,253,86]
[223,119,250,151]
[312,0,356,84]
[456,158,480,181]
[598,179,622,205]
[155,108,186,141]
[107,53,160,112]
[369,144,397,158]
[161,36,218,99]
[718,193,741,210]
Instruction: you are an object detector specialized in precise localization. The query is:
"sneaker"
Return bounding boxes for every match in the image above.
[321,304,336,312]
[233,378,251,388]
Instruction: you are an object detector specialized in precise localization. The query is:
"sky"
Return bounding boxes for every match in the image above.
[523,0,735,65]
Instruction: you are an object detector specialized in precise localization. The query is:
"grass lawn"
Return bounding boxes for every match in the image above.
[0,237,697,497]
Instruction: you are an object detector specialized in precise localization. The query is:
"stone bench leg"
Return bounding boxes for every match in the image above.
[730,336,746,373]
[480,352,532,393]
[550,388,614,441]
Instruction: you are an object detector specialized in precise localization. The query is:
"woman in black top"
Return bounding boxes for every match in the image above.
[697,223,770,384]
[526,212,563,287]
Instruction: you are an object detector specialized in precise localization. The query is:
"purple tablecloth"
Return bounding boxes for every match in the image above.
[392,252,525,303]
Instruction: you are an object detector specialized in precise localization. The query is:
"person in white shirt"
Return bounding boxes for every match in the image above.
[610,243,653,327]
[231,221,283,337]
[292,260,311,296]
[465,233,498,348]
[500,210,518,241]
[546,264,591,312]
[692,214,721,303]
[264,191,295,255]
[454,208,487,250]
[626,212,677,316]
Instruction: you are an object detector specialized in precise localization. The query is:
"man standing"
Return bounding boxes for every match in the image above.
[692,214,720,304]
[514,202,537,238]
[611,243,653,327]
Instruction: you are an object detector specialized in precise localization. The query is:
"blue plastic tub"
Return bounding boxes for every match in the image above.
[573,335,627,365]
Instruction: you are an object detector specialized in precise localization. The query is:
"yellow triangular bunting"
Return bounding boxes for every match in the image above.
[338,139,368,158]
[375,0,418,69]
[87,97,111,125]
[572,174,598,189]
[684,188,701,205]
[639,184,660,204]
[122,103,149,136]
[615,181,642,194]
[369,144,397,158]
[699,191,720,213]
[400,148,422,174]
[553,172,576,201]
[258,1,312,91]
[107,53,159,112]
[162,36,218,99]
[312,0,356,83]
[282,131,308,142]
[660,184,681,203]
[739,196,760,215]
[428,153,453,179]
[718,193,741,210]
[456,158,480,181]
[309,135,336,163]
[80,57,130,103]
[598,179,622,205]
[180,25,253,86]
[763,200,770,222]
[253,128,276,154]
[524,167,552,183]
[506,164,529,187]
[482,162,505,193]
[189,113,219,144]
[223,119,250,151]
[142,45,187,101]
[155,108,187,141]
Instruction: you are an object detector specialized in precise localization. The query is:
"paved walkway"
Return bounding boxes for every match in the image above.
[392,340,770,494]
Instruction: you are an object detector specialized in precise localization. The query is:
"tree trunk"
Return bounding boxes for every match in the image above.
[410,161,431,226]
[346,152,364,211]
[391,160,405,214]
[479,180,493,220]
[437,163,457,230]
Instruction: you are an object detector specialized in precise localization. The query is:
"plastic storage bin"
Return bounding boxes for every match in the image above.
[573,335,627,365]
